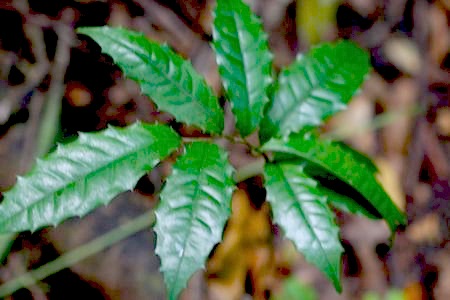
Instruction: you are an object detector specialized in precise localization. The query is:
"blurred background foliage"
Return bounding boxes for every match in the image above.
[0,0,449,299]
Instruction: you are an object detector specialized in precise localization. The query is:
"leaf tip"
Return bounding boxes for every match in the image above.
[16,175,25,183]
[35,157,45,167]
[55,142,63,152]
[30,224,41,234]
[126,183,135,191]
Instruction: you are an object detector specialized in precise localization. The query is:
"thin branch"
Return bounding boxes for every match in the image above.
[0,210,156,298]
[35,9,75,157]
[234,157,266,183]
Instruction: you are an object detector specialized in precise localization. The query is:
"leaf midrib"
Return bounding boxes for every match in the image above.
[232,10,252,118]
[101,34,215,126]
[275,164,339,279]
[171,144,213,295]
[264,139,405,229]
[2,136,170,228]
[276,57,335,132]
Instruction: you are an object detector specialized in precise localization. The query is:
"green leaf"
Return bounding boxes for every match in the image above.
[260,40,370,142]
[319,185,381,219]
[301,160,382,219]
[154,142,234,300]
[264,162,343,291]
[261,131,407,231]
[77,26,224,135]
[213,0,273,136]
[0,123,180,233]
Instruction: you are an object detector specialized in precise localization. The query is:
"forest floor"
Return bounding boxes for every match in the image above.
[0,0,449,299]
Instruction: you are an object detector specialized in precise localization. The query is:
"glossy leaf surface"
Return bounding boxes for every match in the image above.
[0,123,180,233]
[261,131,406,231]
[154,142,234,300]
[77,26,224,134]
[264,162,343,291]
[260,40,370,141]
[213,0,273,136]
[301,159,381,219]
[320,185,381,219]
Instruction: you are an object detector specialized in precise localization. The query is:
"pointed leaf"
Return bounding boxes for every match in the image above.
[260,40,370,141]
[0,123,181,233]
[261,131,406,231]
[264,162,343,291]
[77,26,224,134]
[213,0,273,136]
[154,142,234,300]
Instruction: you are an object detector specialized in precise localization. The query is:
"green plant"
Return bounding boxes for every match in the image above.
[0,0,406,298]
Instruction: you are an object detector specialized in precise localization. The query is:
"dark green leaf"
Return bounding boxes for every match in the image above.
[318,184,381,219]
[154,142,234,300]
[301,161,381,219]
[260,40,370,141]
[213,0,273,136]
[77,26,224,134]
[0,123,181,233]
[264,162,343,291]
[261,131,406,231]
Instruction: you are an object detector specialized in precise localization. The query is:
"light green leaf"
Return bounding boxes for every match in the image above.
[261,131,407,231]
[260,40,370,142]
[213,0,273,136]
[264,162,343,291]
[154,142,234,300]
[0,123,181,233]
[77,26,224,135]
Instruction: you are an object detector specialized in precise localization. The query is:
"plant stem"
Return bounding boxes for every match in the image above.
[234,157,265,182]
[0,210,155,297]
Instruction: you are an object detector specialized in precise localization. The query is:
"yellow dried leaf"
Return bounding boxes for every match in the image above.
[375,157,405,211]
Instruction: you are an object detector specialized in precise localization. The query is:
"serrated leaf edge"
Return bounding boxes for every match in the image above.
[265,163,343,291]
[77,27,224,134]
[154,142,234,299]
[213,0,273,136]
[0,122,180,232]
